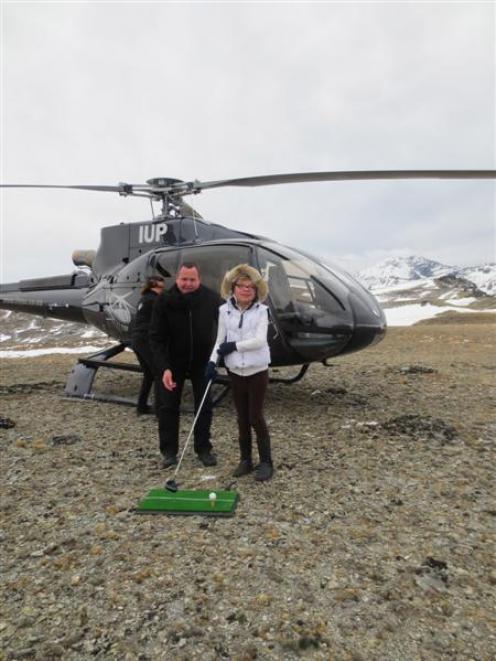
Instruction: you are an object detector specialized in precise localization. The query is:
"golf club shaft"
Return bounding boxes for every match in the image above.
[171,377,214,481]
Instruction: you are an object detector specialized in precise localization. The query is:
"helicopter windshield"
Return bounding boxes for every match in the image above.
[256,245,353,332]
[177,245,252,293]
[148,241,384,362]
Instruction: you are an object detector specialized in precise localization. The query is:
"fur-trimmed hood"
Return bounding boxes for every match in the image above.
[220,264,268,301]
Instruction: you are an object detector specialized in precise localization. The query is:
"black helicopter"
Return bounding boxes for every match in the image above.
[1,170,494,404]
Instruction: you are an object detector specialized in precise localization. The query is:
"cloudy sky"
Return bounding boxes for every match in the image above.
[1,1,494,282]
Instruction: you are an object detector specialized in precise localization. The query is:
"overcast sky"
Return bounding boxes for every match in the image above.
[1,1,494,282]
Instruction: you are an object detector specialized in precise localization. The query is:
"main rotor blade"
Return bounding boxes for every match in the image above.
[2,170,494,198]
[192,170,496,191]
[0,183,187,198]
[0,184,126,193]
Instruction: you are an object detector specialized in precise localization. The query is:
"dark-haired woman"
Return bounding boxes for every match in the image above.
[130,276,165,415]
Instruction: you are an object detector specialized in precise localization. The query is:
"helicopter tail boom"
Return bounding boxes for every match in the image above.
[0,272,91,323]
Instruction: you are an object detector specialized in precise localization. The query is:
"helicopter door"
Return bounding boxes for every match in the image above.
[256,245,353,361]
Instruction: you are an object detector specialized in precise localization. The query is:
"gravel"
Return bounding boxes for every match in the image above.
[1,323,495,660]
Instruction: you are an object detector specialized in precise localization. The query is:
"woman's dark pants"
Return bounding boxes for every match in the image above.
[228,369,272,464]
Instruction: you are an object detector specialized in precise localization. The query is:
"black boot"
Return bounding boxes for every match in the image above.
[137,404,152,416]
[233,459,253,477]
[254,462,273,481]
[254,437,273,481]
[234,436,252,476]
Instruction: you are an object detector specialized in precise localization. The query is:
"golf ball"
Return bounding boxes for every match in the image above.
[209,492,217,501]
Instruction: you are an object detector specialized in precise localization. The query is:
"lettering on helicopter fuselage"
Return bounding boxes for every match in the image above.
[138,224,167,244]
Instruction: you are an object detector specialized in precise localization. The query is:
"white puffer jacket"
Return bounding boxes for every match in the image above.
[210,298,271,376]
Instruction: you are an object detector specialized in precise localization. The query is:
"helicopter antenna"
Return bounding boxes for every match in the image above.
[190,198,199,240]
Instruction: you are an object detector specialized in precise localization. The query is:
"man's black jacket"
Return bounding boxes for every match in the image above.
[149,284,222,375]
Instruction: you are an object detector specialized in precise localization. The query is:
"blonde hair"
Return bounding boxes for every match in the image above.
[220,264,268,301]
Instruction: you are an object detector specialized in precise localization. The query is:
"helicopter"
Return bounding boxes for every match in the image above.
[1,169,494,405]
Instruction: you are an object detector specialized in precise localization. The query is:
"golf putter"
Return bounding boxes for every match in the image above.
[165,369,218,493]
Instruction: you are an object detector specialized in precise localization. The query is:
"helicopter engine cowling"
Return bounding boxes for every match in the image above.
[72,250,96,268]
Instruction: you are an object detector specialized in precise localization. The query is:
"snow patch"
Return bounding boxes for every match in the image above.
[452,297,476,307]
[385,305,496,327]
[0,346,107,359]
[373,278,435,295]
[81,329,104,338]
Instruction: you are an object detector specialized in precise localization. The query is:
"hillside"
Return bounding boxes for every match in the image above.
[1,324,495,659]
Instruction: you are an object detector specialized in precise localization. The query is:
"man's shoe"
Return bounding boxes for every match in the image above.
[137,405,152,416]
[198,451,217,467]
[254,462,273,482]
[162,454,178,468]
[232,460,253,477]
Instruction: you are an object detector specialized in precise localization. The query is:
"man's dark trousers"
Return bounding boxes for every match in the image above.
[157,366,213,457]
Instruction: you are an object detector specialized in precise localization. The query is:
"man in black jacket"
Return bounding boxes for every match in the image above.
[149,263,222,468]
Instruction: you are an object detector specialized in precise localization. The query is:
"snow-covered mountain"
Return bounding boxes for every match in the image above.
[458,263,496,296]
[356,256,496,326]
[357,256,496,295]
[0,310,108,354]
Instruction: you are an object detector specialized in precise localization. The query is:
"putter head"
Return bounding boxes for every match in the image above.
[165,479,178,493]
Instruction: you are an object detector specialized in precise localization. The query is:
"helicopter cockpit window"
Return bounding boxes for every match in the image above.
[179,245,252,294]
[256,246,351,332]
[153,251,179,289]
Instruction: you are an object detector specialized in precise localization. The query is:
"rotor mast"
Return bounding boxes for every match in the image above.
[117,178,191,220]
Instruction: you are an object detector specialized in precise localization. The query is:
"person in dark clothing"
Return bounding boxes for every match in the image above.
[149,263,222,468]
[130,275,165,415]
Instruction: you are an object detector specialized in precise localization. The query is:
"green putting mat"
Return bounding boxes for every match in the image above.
[135,488,239,516]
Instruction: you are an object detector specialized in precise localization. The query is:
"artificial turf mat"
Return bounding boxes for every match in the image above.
[135,488,239,516]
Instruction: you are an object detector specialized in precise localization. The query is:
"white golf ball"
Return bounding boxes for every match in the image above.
[209,492,217,501]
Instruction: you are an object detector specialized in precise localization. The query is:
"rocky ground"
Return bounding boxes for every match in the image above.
[1,323,495,660]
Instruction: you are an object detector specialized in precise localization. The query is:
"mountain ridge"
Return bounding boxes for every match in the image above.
[357,255,496,294]
[355,255,495,326]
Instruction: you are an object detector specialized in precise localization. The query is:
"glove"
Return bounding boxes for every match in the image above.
[205,361,218,381]
[217,341,237,357]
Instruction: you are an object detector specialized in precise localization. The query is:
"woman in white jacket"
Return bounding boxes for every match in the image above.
[206,264,273,481]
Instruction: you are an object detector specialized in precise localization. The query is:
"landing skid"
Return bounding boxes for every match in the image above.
[64,343,140,406]
[269,364,309,384]
[63,343,231,408]
[209,364,310,402]
[64,345,309,406]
